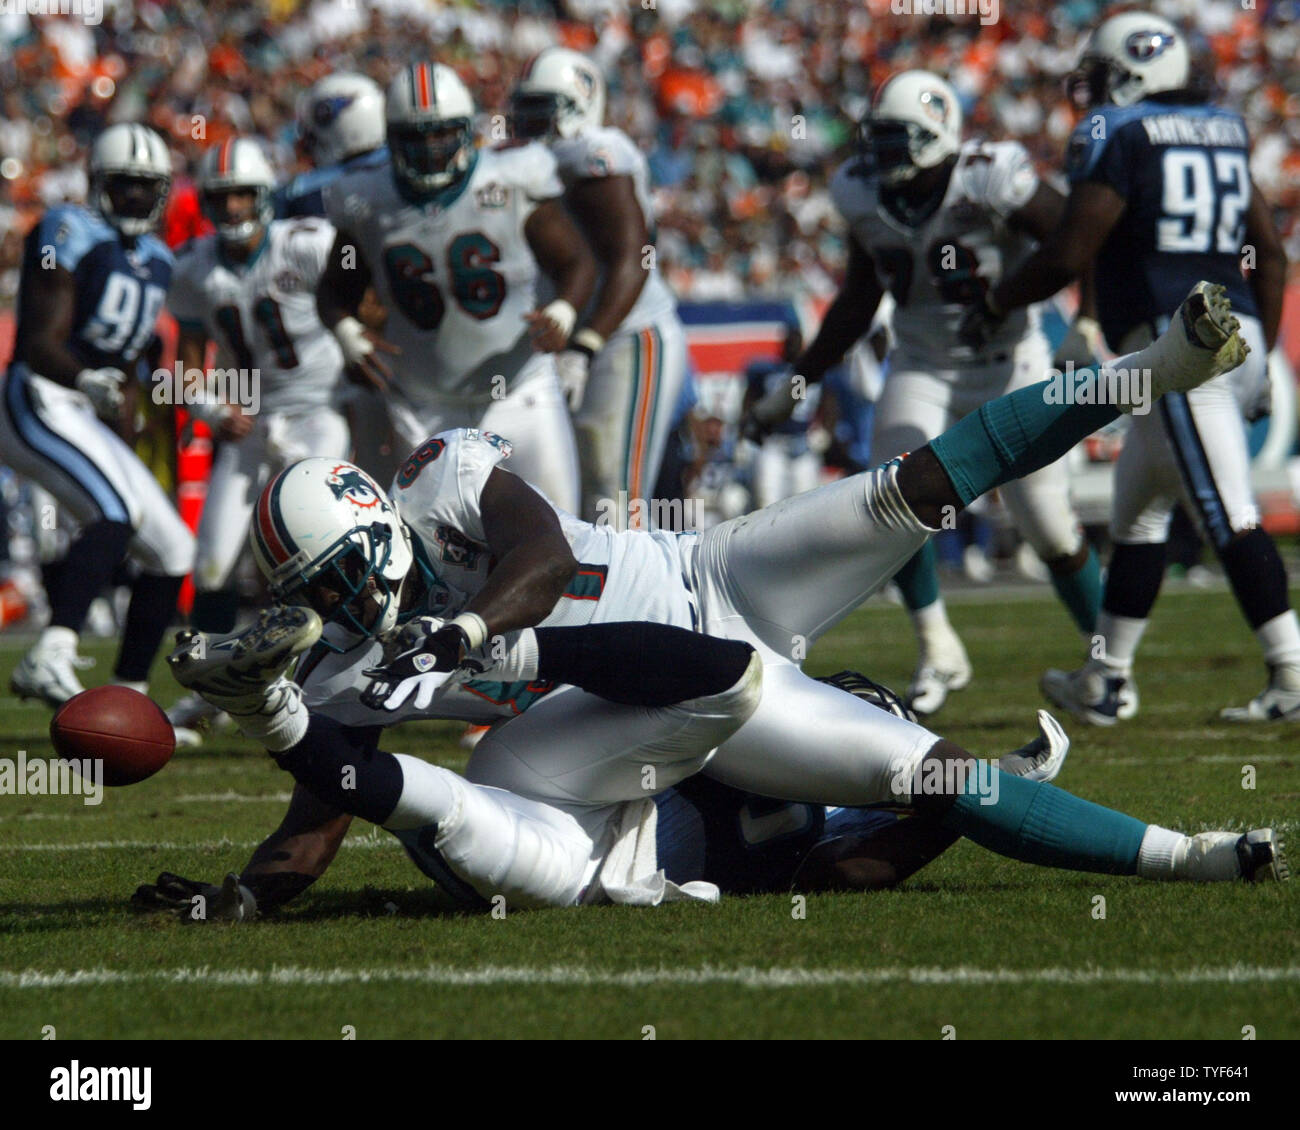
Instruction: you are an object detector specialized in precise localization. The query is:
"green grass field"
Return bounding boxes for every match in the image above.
[0,586,1296,1040]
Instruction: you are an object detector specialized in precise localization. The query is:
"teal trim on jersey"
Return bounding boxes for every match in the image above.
[894,541,940,611]
[460,677,555,716]
[395,149,479,211]
[562,563,608,601]
[940,770,1145,875]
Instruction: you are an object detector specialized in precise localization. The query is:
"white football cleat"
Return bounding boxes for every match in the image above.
[1219,666,1300,722]
[1040,663,1138,726]
[909,634,972,712]
[1178,828,1290,883]
[9,635,93,708]
[999,710,1070,783]
[169,606,322,714]
[1127,282,1249,407]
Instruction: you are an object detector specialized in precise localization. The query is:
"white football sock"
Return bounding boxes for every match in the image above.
[1255,611,1300,674]
[1092,611,1146,674]
[36,625,79,655]
[1136,824,1185,880]
[911,600,960,655]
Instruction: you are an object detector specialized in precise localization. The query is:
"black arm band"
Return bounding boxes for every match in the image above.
[534,622,754,707]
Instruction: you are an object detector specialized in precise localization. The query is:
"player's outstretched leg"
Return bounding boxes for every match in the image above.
[907,740,1288,883]
[895,283,1247,532]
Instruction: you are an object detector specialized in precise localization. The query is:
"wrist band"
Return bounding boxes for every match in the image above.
[450,611,489,652]
[571,327,605,356]
[541,300,577,341]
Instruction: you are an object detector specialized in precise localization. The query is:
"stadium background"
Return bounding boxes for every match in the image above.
[1,0,1299,609]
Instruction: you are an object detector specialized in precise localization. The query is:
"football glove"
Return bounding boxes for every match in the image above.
[75,366,127,419]
[742,376,802,443]
[361,616,467,712]
[131,871,257,923]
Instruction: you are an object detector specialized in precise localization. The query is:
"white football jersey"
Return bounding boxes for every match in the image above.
[167,218,343,414]
[324,143,563,405]
[297,427,696,727]
[831,140,1043,367]
[550,126,676,334]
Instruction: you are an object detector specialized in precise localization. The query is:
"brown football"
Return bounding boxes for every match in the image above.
[50,685,175,787]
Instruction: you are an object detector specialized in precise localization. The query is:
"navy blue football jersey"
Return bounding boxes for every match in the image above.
[13,204,172,373]
[1067,101,1257,348]
[273,146,390,219]
[654,774,898,895]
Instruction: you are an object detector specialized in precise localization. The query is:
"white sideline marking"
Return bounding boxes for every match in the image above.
[0,836,401,852]
[0,964,1296,991]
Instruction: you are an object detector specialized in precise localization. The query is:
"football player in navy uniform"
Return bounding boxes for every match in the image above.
[960,12,1296,724]
[0,123,195,706]
[275,73,389,220]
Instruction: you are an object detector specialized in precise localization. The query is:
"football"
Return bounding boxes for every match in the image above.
[49,686,176,787]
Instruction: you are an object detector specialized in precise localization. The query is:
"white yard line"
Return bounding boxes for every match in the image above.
[0,964,1296,990]
[0,835,401,852]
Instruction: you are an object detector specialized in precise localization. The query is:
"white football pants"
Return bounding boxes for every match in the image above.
[0,365,194,576]
[872,331,1082,561]
[194,407,351,592]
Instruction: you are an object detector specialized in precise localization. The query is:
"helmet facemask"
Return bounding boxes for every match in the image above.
[389,119,473,195]
[866,119,939,185]
[509,91,566,141]
[94,171,170,236]
[277,521,407,652]
[201,184,272,247]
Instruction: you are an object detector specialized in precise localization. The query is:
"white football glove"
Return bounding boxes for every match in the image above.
[75,366,127,419]
[556,348,591,412]
[361,616,464,712]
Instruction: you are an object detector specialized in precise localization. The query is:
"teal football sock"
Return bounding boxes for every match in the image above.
[929,382,1119,507]
[938,768,1146,874]
[894,542,940,611]
[1049,545,1102,634]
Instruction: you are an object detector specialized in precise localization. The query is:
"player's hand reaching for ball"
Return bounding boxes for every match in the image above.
[131,872,257,923]
[361,616,468,711]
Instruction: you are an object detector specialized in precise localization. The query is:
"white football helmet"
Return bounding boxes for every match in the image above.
[89,123,172,237]
[251,459,414,649]
[297,72,386,167]
[866,70,963,185]
[510,47,606,140]
[386,62,476,196]
[1068,12,1190,108]
[196,137,276,246]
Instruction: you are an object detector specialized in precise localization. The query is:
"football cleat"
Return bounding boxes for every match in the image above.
[998,710,1070,783]
[1236,828,1289,883]
[168,606,322,713]
[1040,663,1138,726]
[1128,282,1249,407]
[906,651,971,717]
[10,637,94,708]
[1177,828,1290,882]
[1218,666,1300,722]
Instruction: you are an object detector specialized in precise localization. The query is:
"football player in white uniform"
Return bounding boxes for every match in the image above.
[749,72,1102,716]
[157,286,1287,912]
[510,47,687,525]
[1,123,195,706]
[318,62,595,510]
[163,136,351,743]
